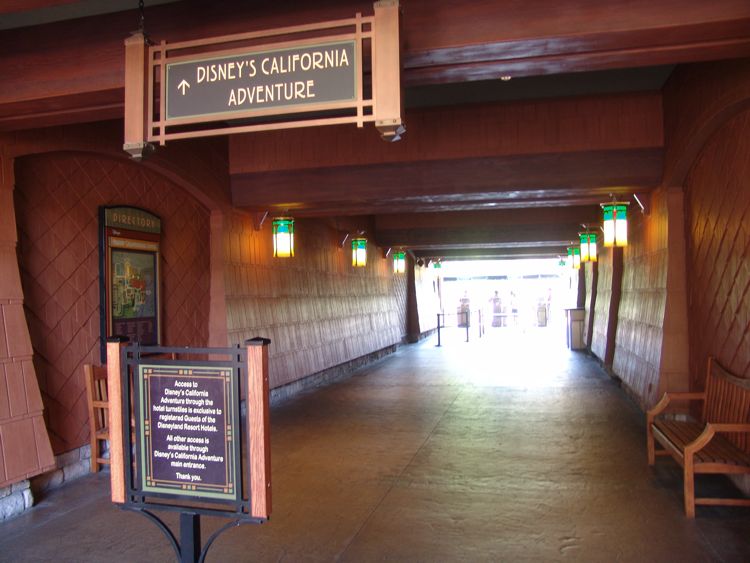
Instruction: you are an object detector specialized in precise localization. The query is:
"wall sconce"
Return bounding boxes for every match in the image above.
[393,251,406,274]
[600,202,629,247]
[579,231,598,263]
[352,237,367,267]
[272,217,294,258]
[568,246,581,269]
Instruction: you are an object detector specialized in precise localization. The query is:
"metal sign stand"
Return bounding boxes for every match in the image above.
[106,337,272,563]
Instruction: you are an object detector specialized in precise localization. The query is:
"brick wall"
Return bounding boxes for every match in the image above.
[14,153,211,454]
[684,109,750,383]
[223,212,407,389]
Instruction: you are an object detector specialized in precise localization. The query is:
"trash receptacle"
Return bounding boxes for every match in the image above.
[536,304,547,327]
[564,308,585,350]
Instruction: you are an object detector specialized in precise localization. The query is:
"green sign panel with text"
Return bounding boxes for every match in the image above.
[166,40,357,120]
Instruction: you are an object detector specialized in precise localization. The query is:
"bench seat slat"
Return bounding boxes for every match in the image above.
[652,419,750,467]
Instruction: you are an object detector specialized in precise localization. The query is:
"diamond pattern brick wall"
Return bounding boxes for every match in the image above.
[14,153,210,454]
[612,190,669,407]
[685,109,750,384]
[224,212,407,390]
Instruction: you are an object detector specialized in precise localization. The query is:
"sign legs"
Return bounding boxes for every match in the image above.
[180,512,201,563]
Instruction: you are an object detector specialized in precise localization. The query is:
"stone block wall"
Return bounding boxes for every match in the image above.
[0,148,55,490]
[0,479,33,522]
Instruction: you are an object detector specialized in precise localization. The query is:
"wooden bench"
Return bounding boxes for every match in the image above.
[646,356,750,517]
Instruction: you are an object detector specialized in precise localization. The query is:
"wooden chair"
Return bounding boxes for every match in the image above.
[84,364,110,472]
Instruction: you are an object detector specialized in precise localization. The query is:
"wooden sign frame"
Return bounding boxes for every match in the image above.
[107,339,271,521]
[124,1,403,159]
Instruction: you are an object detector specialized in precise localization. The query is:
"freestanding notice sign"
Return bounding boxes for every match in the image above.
[139,364,238,500]
[107,338,271,563]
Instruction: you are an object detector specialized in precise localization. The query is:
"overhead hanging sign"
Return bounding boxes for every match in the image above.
[123,1,404,160]
[166,41,357,121]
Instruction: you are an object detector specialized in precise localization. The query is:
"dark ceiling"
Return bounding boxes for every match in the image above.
[2,1,748,261]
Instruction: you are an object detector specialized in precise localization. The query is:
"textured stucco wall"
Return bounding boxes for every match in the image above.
[14,153,211,454]
[684,109,750,383]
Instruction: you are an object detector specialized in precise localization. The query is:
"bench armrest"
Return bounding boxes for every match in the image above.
[646,391,705,422]
[684,423,750,456]
[707,423,750,434]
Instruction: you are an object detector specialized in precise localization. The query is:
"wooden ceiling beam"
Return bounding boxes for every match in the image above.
[412,247,568,260]
[404,17,750,84]
[374,223,586,249]
[231,148,662,211]
[374,207,602,230]
[1,0,749,130]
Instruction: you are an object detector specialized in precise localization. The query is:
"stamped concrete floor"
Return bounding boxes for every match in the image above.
[2,325,750,562]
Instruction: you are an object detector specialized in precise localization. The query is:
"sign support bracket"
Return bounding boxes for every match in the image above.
[124,506,248,563]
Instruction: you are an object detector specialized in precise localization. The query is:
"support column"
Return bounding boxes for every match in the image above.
[406,255,420,343]
[584,261,599,349]
[208,210,229,347]
[604,247,624,368]
[658,187,691,396]
[0,145,55,490]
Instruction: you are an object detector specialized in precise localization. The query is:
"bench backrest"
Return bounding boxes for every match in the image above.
[704,356,750,453]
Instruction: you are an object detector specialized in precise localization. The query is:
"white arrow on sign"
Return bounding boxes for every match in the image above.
[177,79,191,95]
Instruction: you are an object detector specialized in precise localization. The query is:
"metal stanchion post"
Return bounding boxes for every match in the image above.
[436,313,442,347]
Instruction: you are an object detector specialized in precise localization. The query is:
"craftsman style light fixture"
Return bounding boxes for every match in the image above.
[579,231,598,263]
[352,237,367,267]
[568,246,581,269]
[601,202,629,247]
[393,251,406,274]
[272,217,294,258]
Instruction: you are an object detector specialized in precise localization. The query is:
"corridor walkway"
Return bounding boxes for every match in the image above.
[2,326,749,561]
